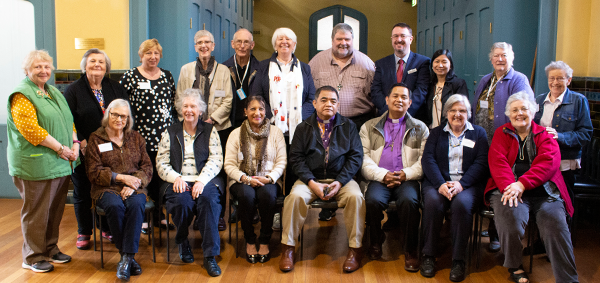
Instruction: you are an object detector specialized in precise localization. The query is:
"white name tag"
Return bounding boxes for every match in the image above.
[238,152,244,161]
[236,88,247,100]
[407,68,417,74]
[462,139,475,148]
[138,81,151,89]
[214,90,226,97]
[479,100,488,109]
[98,142,113,152]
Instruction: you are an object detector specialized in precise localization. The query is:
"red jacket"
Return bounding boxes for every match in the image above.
[484,122,574,216]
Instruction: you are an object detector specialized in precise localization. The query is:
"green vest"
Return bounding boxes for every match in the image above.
[7,77,75,180]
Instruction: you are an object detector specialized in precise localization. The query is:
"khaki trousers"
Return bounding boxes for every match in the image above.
[13,176,70,264]
[281,179,365,248]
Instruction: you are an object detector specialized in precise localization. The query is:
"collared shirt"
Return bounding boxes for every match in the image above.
[309,48,375,117]
[443,121,474,181]
[379,116,406,172]
[394,51,411,75]
[317,114,336,164]
[540,90,580,171]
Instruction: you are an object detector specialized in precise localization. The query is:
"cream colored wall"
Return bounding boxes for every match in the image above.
[556,0,600,77]
[252,0,418,62]
[55,0,129,70]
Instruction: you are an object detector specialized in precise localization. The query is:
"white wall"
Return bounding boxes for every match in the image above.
[0,0,36,124]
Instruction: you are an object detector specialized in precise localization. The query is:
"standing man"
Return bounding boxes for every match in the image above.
[223,28,260,129]
[279,86,365,273]
[361,83,428,271]
[371,23,430,121]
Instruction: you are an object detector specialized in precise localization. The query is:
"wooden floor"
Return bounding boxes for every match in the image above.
[0,198,599,283]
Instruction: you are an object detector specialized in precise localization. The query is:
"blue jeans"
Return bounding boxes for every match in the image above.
[165,180,222,257]
[96,192,146,254]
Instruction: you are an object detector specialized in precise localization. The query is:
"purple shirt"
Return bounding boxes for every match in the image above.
[379,116,406,172]
[317,114,336,164]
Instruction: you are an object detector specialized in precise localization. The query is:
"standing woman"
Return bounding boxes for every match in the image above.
[86,99,153,281]
[8,50,78,272]
[64,48,129,249]
[251,27,316,192]
[224,96,286,263]
[425,49,468,128]
[120,39,176,231]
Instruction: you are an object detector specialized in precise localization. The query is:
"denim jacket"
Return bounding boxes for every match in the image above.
[533,88,593,160]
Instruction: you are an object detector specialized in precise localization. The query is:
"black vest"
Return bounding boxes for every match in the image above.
[167,121,213,174]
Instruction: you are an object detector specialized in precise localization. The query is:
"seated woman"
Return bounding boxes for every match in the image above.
[86,99,153,281]
[156,88,224,277]
[224,96,286,264]
[419,94,489,282]
[485,92,577,283]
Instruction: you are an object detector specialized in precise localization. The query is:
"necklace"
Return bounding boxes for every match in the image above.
[519,135,529,160]
[433,86,443,126]
[388,122,403,152]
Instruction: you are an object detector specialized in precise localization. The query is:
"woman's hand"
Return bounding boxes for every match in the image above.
[59,146,75,161]
[80,139,88,156]
[192,182,205,199]
[248,177,264,188]
[545,127,559,140]
[501,181,525,207]
[205,118,214,124]
[173,177,188,193]
[69,143,80,161]
[121,186,136,200]
[117,174,142,190]
[253,176,270,185]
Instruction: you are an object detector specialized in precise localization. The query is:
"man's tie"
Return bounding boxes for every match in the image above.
[396,59,405,83]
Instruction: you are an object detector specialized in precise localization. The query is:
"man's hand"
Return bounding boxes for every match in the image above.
[446,181,464,198]
[308,180,329,200]
[438,183,452,200]
[173,177,188,193]
[323,181,342,200]
[192,182,205,199]
[383,171,406,188]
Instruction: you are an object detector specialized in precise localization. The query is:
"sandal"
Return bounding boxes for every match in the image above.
[508,267,529,283]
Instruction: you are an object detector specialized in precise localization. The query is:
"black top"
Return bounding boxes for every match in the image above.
[119,67,175,152]
[516,136,546,197]
[424,74,468,127]
[64,74,129,142]
[223,54,261,127]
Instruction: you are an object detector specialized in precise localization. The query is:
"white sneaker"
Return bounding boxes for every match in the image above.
[272,213,281,231]
[22,260,54,272]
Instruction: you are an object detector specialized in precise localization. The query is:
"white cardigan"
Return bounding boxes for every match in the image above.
[177,61,233,131]
[224,125,287,189]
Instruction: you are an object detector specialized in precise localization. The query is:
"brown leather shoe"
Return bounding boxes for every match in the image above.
[368,232,386,260]
[404,251,420,272]
[343,247,362,273]
[279,244,295,272]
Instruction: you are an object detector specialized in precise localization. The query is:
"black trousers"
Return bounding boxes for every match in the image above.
[230,183,279,245]
[365,180,421,253]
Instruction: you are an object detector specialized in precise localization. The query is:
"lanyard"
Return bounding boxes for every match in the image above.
[233,54,250,89]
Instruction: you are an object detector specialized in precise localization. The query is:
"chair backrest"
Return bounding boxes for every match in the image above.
[580,137,600,181]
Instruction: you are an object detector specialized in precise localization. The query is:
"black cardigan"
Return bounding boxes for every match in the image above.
[64,74,129,141]
[424,74,468,127]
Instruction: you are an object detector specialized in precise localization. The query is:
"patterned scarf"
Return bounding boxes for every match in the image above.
[268,54,304,142]
[476,70,507,120]
[239,119,270,176]
[194,56,216,120]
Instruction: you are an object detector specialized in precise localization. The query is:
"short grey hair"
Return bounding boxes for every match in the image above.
[233,28,253,42]
[331,23,353,39]
[101,99,134,132]
[545,61,573,79]
[271,27,297,52]
[80,48,111,74]
[488,42,515,61]
[194,30,215,44]
[505,91,538,117]
[22,50,54,75]
[175,88,207,116]
[443,94,472,119]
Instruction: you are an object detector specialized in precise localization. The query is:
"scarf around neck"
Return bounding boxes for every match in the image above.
[194,56,216,120]
[268,53,304,143]
[239,119,270,176]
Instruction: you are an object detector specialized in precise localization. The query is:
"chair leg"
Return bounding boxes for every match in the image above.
[528,223,534,274]
[166,211,170,263]
[93,209,97,252]
[150,209,156,263]
[235,208,239,258]
[300,225,304,260]
[228,201,232,244]
[99,212,104,269]
[476,215,484,269]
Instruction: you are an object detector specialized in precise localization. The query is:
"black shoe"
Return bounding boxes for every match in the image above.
[116,253,132,281]
[203,256,222,277]
[178,239,194,263]
[318,209,336,221]
[22,260,54,273]
[258,253,271,263]
[252,209,260,224]
[246,253,258,264]
[449,260,466,282]
[141,227,150,235]
[489,234,501,252]
[420,255,436,278]
[523,239,546,256]
[229,207,238,223]
[218,217,226,231]
[50,252,72,263]
[480,230,489,237]
[160,222,176,231]
[130,256,142,276]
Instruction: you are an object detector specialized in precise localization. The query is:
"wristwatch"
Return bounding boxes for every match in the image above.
[267,175,274,184]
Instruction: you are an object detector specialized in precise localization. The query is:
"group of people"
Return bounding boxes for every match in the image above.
[7,21,592,283]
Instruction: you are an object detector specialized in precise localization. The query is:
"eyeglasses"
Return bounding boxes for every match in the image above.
[448,109,468,115]
[195,40,213,46]
[391,34,411,40]
[510,107,530,115]
[548,77,566,83]
[110,112,128,120]
[493,54,508,59]
[234,40,251,46]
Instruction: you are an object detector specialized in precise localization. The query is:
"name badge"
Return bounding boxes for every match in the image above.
[236,88,247,100]
[214,90,226,97]
[238,152,244,161]
[479,101,489,109]
[138,80,151,89]
[407,68,417,74]
[98,142,113,152]
[462,139,475,148]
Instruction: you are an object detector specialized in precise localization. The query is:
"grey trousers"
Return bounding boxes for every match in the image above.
[13,176,71,264]
[489,193,578,283]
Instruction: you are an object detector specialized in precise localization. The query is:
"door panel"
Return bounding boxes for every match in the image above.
[464,13,477,98]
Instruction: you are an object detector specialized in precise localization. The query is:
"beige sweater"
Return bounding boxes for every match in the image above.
[224,125,287,189]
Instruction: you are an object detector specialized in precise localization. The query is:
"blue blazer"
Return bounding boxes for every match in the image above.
[533,88,593,160]
[371,52,431,119]
[250,52,316,120]
[421,124,489,190]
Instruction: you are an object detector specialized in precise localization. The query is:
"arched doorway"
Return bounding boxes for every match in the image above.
[308,5,368,60]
